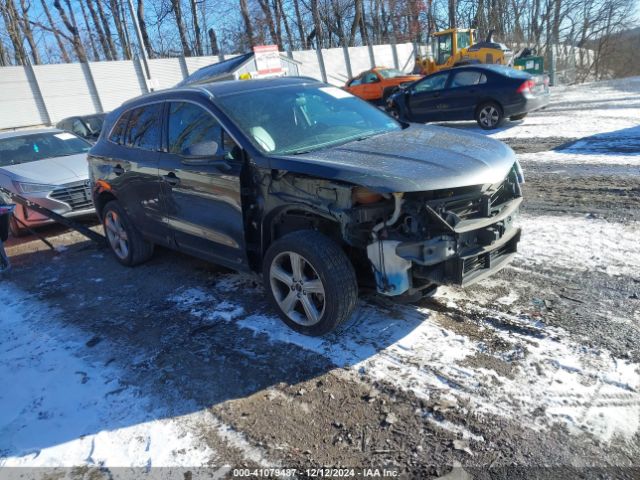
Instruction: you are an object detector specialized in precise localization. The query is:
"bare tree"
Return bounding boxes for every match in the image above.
[136,0,154,57]
[18,0,42,64]
[39,0,71,62]
[1,0,29,64]
[109,0,132,59]
[239,0,255,47]
[79,0,100,60]
[86,0,112,60]
[170,0,191,56]
[52,0,88,62]
[189,0,203,55]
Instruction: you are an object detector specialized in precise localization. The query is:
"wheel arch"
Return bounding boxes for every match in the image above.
[94,189,118,221]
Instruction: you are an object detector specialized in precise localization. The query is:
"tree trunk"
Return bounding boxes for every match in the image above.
[0,39,8,65]
[136,0,153,58]
[257,0,281,48]
[292,0,306,49]
[109,0,131,59]
[53,0,88,62]
[239,0,255,48]
[170,0,191,56]
[208,28,219,56]
[18,0,42,64]
[96,0,118,59]
[189,0,203,55]
[1,0,28,64]
[311,0,323,48]
[277,0,294,51]
[39,0,71,62]
[448,0,457,29]
[79,0,100,60]
[86,0,112,60]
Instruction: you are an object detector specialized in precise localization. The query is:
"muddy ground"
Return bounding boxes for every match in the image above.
[2,82,639,479]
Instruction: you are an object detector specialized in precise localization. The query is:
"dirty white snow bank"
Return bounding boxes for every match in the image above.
[0,284,215,468]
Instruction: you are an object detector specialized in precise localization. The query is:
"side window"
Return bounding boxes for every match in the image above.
[168,102,222,155]
[349,76,363,87]
[109,112,130,145]
[362,72,379,84]
[450,71,484,88]
[414,73,449,93]
[125,104,162,150]
[72,119,88,137]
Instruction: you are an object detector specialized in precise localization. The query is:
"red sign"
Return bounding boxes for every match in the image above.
[253,45,283,76]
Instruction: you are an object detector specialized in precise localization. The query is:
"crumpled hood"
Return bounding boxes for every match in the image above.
[0,153,89,185]
[269,124,517,192]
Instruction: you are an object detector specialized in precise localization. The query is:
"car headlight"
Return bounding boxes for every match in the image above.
[14,181,56,193]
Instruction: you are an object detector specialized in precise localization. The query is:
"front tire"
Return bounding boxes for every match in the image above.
[476,101,504,130]
[102,200,154,266]
[263,230,358,336]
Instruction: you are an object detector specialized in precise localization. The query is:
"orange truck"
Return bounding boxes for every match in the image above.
[344,67,421,102]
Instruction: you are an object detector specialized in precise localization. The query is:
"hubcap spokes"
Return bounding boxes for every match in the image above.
[270,251,326,326]
[480,106,498,127]
[105,211,129,259]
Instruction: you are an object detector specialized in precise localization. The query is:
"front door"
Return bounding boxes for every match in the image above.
[158,101,248,269]
[406,72,452,122]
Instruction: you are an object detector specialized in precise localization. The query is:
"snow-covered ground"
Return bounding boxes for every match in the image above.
[0,285,217,469]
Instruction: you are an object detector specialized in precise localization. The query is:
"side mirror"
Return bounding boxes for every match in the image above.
[180,140,232,171]
[182,140,219,157]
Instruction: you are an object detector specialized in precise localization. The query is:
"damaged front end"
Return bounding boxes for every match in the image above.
[349,163,524,297]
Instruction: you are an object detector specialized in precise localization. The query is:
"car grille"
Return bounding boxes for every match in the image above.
[50,181,92,211]
[463,241,514,275]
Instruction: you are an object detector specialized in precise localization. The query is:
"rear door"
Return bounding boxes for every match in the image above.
[446,70,488,120]
[104,103,166,242]
[405,72,452,122]
[158,101,248,269]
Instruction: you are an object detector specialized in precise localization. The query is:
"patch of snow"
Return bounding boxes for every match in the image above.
[168,285,640,443]
[516,214,640,277]
[0,284,216,467]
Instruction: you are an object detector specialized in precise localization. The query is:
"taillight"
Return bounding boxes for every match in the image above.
[516,80,535,94]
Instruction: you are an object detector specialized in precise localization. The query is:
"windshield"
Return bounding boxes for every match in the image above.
[377,69,407,79]
[457,31,472,49]
[434,33,453,65]
[0,132,91,167]
[215,85,401,155]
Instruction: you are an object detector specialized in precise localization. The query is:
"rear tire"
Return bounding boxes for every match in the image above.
[263,230,358,336]
[102,200,153,266]
[510,113,528,121]
[476,101,504,130]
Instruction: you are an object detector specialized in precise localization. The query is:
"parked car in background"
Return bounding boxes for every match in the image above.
[386,65,550,129]
[89,77,523,336]
[344,67,421,103]
[56,113,106,143]
[0,129,95,236]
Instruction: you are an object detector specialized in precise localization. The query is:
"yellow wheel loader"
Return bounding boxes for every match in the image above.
[416,28,514,75]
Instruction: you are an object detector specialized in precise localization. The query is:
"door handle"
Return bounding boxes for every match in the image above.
[162,173,180,186]
[113,165,124,176]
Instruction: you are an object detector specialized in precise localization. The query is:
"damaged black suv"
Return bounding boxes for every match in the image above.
[88,77,523,336]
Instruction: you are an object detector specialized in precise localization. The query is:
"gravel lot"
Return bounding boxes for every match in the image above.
[1,77,639,479]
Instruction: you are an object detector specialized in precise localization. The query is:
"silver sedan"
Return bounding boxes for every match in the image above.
[0,129,96,236]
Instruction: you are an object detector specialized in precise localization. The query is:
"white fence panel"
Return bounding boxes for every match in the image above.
[292,50,322,81]
[396,43,417,72]
[321,48,349,85]
[347,46,374,78]
[149,58,184,90]
[372,44,395,69]
[90,60,146,111]
[185,56,219,75]
[0,66,46,129]
[33,63,98,123]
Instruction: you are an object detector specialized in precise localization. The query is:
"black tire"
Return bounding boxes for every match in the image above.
[9,216,27,238]
[263,230,358,336]
[510,113,528,121]
[388,106,402,121]
[475,101,504,130]
[102,200,153,266]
